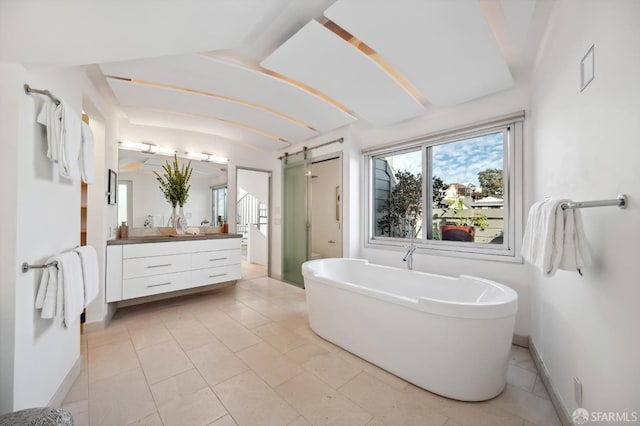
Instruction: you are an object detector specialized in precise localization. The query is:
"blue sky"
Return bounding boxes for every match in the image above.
[386,132,503,188]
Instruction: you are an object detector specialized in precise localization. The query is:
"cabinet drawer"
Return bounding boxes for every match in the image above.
[192,265,241,288]
[191,249,241,270]
[189,238,241,253]
[123,241,188,259]
[123,253,191,279]
[122,271,192,299]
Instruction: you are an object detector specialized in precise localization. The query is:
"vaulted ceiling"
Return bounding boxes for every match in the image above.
[0,0,554,152]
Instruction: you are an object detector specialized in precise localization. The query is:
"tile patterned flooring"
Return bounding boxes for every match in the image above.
[63,263,561,426]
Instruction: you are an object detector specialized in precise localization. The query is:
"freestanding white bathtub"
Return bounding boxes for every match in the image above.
[302,258,518,401]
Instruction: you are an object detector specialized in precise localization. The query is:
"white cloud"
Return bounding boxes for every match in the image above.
[433,132,503,186]
[377,132,503,188]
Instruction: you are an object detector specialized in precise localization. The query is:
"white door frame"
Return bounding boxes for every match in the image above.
[235,166,273,277]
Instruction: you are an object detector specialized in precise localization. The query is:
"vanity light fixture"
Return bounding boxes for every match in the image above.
[119,140,151,152]
[186,152,229,164]
[148,144,177,155]
[185,151,209,161]
[208,155,229,164]
[119,141,176,155]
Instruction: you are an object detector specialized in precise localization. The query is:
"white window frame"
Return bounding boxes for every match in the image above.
[363,112,524,263]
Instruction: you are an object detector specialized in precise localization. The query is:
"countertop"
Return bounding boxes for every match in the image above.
[107,233,242,245]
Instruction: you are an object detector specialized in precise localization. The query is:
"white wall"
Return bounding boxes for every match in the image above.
[237,169,269,205]
[248,225,268,267]
[529,0,640,417]
[0,66,84,412]
[82,78,120,325]
[0,64,23,415]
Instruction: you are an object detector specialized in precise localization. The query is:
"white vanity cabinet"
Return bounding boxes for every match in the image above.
[106,237,242,302]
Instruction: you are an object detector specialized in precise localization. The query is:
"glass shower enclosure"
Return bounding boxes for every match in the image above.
[282,152,311,287]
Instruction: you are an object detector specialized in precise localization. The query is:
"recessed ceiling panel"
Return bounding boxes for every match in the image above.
[107,78,315,142]
[325,0,514,106]
[501,0,537,50]
[260,20,425,126]
[122,107,288,152]
[100,55,356,132]
[0,0,289,66]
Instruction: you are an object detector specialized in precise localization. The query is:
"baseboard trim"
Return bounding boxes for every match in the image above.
[512,333,529,348]
[529,339,572,426]
[49,355,82,408]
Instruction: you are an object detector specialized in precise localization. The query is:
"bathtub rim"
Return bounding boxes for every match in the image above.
[302,258,518,320]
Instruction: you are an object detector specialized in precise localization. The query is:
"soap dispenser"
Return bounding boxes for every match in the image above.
[119,221,129,239]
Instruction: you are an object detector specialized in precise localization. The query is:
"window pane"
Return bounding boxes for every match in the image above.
[431,132,504,244]
[373,150,423,239]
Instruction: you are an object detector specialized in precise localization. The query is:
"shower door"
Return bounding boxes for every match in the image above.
[282,153,311,287]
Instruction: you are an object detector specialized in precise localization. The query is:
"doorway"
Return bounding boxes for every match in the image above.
[310,157,342,259]
[236,168,271,279]
[211,185,227,227]
[282,153,342,287]
[117,180,133,227]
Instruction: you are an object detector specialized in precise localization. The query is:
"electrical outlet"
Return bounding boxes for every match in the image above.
[574,377,583,406]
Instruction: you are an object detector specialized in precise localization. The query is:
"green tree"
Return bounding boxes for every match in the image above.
[478,168,503,197]
[378,170,422,238]
[432,175,447,206]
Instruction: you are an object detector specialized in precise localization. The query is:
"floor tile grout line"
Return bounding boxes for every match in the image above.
[210,368,301,425]
[82,273,558,426]
[129,333,164,426]
[333,370,385,422]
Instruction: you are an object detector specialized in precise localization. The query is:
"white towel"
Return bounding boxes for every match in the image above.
[74,246,99,306]
[522,198,592,276]
[36,100,62,161]
[56,252,85,327]
[80,122,95,184]
[35,261,60,318]
[559,206,592,272]
[58,101,82,181]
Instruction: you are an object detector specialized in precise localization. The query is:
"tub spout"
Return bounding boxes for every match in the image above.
[403,246,417,270]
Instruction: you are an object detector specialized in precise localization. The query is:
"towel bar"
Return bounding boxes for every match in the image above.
[24,84,61,106]
[22,245,80,273]
[561,194,627,210]
[22,261,58,273]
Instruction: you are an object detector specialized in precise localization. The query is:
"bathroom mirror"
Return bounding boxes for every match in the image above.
[118,149,228,229]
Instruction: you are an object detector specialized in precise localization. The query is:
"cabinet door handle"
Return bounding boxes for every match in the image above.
[208,257,227,261]
[146,282,172,288]
[147,263,171,268]
[208,273,227,278]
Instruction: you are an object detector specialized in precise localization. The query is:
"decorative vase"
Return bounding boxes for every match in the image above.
[167,206,188,235]
[176,206,188,234]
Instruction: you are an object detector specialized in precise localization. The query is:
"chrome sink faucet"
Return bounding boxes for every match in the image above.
[403,205,418,270]
[403,244,417,270]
